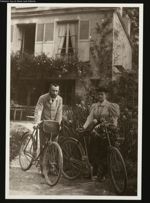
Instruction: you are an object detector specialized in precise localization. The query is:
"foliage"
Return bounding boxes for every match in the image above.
[62,104,90,135]
[123,7,139,69]
[123,7,139,46]
[109,70,138,108]
[10,123,30,162]
[11,52,90,80]
[90,17,113,78]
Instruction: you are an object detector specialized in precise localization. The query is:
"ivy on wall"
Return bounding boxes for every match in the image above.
[90,17,113,79]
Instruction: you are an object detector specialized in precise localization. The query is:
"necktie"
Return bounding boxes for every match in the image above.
[50,98,54,104]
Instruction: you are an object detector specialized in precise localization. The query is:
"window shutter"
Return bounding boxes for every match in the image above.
[11,25,13,42]
[36,24,44,41]
[80,20,89,40]
[45,23,54,41]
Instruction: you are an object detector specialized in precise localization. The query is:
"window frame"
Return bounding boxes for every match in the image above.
[44,22,54,42]
[36,22,54,43]
[36,23,44,43]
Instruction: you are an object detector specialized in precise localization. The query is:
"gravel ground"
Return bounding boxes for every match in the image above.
[8,121,137,199]
[9,156,115,198]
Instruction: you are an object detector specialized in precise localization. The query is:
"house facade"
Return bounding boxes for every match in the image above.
[11,6,132,106]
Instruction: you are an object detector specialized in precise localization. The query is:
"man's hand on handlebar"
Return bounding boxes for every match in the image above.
[33,121,43,129]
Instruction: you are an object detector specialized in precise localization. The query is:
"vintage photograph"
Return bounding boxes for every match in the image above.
[6,3,143,199]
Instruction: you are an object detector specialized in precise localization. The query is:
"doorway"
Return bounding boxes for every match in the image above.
[18,24,36,55]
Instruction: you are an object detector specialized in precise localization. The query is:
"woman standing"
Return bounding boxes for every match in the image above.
[82,87,120,181]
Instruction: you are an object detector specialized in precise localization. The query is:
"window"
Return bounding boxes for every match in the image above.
[80,20,89,40]
[11,25,13,42]
[61,30,74,55]
[36,24,44,41]
[57,22,78,60]
[45,23,54,41]
[36,23,54,42]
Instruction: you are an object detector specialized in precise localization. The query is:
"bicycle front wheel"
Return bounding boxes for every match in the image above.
[108,146,127,195]
[19,132,36,171]
[42,142,63,186]
[61,137,84,180]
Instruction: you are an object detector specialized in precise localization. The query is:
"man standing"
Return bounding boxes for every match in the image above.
[34,83,63,124]
[34,83,63,174]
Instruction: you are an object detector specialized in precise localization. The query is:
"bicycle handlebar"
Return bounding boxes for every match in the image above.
[95,119,116,128]
[33,121,43,129]
[76,120,115,135]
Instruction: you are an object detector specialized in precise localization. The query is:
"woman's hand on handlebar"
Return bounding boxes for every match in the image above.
[76,127,84,133]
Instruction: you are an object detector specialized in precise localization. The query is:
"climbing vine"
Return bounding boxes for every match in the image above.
[90,17,113,79]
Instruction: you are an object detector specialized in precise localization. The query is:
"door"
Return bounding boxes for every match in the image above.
[19,24,36,55]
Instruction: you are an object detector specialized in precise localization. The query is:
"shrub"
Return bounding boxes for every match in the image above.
[10,122,31,162]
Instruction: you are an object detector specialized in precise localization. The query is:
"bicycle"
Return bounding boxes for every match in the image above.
[19,119,63,186]
[60,120,128,195]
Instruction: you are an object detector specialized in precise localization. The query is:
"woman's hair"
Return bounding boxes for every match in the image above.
[96,86,109,93]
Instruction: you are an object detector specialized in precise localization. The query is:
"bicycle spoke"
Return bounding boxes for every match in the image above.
[19,133,36,171]
[61,138,83,180]
[43,142,62,186]
[20,154,32,166]
[24,152,33,160]
[69,157,82,168]
[62,147,70,159]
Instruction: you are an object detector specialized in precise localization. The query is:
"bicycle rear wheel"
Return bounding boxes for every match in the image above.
[108,146,127,195]
[42,142,63,186]
[61,137,84,180]
[19,132,36,171]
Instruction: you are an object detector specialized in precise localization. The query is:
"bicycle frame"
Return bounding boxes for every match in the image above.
[19,120,64,187]
[78,124,116,178]
[103,126,112,148]
[32,127,45,166]
[62,122,127,193]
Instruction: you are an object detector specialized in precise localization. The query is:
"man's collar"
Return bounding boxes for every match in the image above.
[49,95,58,101]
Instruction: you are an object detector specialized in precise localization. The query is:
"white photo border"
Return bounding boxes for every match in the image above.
[6,3,143,200]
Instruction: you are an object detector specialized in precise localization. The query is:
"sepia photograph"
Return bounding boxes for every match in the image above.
[6,3,143,199]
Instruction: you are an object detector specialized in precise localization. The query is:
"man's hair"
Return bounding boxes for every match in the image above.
[49,83,59,89]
